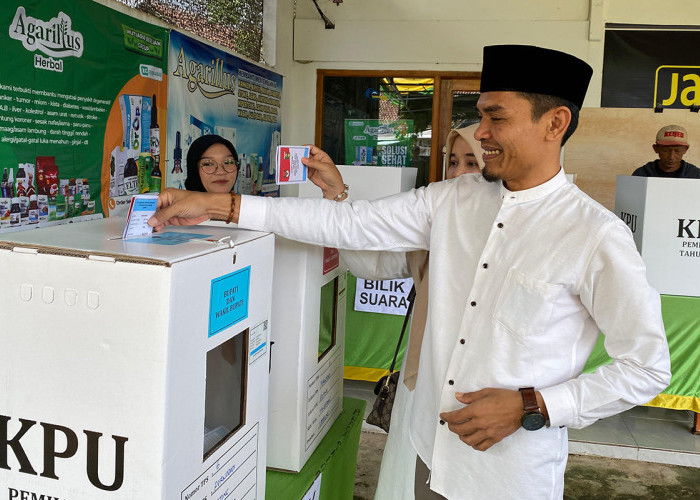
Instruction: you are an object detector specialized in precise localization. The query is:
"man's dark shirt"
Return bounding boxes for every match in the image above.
[632,160,700,178]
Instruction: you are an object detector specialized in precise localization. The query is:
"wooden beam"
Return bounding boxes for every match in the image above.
[429,76,443,183]
[315,70,325,147]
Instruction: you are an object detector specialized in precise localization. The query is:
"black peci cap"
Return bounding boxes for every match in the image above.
[479,45,593,108]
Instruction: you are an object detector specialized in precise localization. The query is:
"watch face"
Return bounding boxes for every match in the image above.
[522,411,546,431]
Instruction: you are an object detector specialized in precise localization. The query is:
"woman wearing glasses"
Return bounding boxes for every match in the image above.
[185,135,239,194]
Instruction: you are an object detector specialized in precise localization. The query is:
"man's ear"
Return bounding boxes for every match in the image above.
[544,106,571,143]
[652,144,660,154]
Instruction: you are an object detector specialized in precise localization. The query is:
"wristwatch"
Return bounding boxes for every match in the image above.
[519,387,546,431]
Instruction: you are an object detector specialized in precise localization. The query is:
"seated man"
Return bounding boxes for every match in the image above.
[632,125,700,178]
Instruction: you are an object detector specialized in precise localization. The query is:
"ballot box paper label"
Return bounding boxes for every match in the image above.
[249,319,268,364]
[303,473,322,500]
[305,349,341,450]
[276,145,309,184]
[209,267,250,337]
[180,423,259,500]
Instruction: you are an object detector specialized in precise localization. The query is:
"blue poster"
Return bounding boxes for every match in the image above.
[167,31,282,197]
[209,266,251,337]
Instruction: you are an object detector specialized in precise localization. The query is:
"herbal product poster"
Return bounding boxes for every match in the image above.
[343,119,414,167]
[167,31,282,197]
[0,0,168,229]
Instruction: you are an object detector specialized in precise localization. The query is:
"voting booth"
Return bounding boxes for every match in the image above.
[615,175,700,296]
[0,219,273,499]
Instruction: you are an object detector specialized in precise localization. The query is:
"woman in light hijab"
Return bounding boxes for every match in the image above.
[341,123,485,500]
[444,123,485,178]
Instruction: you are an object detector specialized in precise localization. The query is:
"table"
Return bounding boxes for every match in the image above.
[266,397,366,499]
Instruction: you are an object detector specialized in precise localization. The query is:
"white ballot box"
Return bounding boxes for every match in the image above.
[298,165,417,200]
[615,175,700,296]
[266,239,346,472]
[192,220,348,473]
[0,218,274,499]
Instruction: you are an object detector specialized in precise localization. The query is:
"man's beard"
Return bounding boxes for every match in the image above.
[481,165,500,183]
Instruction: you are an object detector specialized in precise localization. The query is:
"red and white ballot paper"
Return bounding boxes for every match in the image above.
[276,145,309,185]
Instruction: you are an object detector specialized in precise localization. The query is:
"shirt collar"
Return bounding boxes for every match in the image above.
[500,168,568,204]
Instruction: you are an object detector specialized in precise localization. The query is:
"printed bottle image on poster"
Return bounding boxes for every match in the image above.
[0,0,169,229]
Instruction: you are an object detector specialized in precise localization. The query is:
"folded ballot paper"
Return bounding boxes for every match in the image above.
[276,145,309,185]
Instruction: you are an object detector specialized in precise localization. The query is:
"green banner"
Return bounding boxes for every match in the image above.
[344,119,414,167]
[0,0,168,230]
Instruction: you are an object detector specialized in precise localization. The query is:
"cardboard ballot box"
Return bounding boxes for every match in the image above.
[200,219,348,473]
[0,218,274,499]
[615,175,700,296]
[298,165,417,200]
[266,239,347,472]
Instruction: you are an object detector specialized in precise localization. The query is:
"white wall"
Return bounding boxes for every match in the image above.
[276,0,700,151]
[605,0,700,24]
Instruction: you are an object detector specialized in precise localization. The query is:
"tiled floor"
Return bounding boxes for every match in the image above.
[569,406,700,467]
[344,379,700,467]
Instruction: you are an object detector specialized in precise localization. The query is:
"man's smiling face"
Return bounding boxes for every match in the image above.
[474,91,551,189]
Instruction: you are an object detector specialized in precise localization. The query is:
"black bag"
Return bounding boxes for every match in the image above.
[365,285,416,432]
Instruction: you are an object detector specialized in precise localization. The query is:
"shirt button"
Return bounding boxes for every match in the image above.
[460,339,465,344]
[439,419,445,425]
[470,301,476,307]
[482,263,488,269]
[448,380,454,385]
[497,222,504,228]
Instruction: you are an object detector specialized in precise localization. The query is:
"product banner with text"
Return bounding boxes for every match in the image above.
[0,0,168,228]
[167,31,282,197]
[344,119,413,167]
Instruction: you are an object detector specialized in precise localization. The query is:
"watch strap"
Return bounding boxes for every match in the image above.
[519,387,539,412]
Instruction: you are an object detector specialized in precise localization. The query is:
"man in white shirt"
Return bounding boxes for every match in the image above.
[150,45,671,498]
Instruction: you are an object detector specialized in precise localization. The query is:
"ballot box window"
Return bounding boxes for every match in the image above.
[204,329,248,459]
[318,277,338,361]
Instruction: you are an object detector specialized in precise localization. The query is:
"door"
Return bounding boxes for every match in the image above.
[432,77,481,182]
[316,71,481,187]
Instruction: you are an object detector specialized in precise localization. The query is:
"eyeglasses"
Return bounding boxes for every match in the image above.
[199,158,237,174]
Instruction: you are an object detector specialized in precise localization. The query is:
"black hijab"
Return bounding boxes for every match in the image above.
[184,134,239,192]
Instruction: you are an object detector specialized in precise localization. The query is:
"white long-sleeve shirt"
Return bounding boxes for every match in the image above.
[238,169,671,499]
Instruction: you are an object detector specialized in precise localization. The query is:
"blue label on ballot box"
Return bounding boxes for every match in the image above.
[209,266,251,337]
